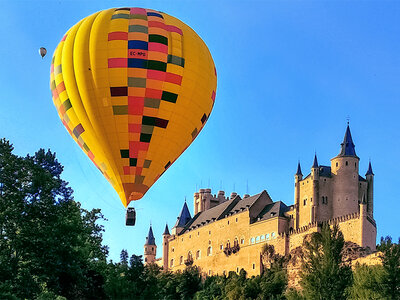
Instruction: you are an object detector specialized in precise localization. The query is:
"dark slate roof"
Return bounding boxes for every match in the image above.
[163,223,170,235]
[254,201,289,223]
[145,226,156,245]
[359,175,367,182]
[338,125,357,157]
[366,161,374,176]
[174,201,192,228]
[180,191,271,234]
[181,196,241,234]
[312,154,319,168]
[296,161,303,176]
[319,166,332,177]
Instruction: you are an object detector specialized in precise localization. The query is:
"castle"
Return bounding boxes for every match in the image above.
[143,125,377,276]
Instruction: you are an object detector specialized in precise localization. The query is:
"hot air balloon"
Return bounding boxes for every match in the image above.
[39,47,47,58]
[50,8,217,210]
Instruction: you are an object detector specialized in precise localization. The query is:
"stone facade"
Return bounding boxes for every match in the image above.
[144,125,377,276]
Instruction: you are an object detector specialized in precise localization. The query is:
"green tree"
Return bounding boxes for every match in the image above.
[349,264,385,300]
[0,139,108,299]
[377,236,400,299]
[299,223,352,300]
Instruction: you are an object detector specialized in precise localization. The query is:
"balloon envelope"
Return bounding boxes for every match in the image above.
[39,47,47,58]
[50,8,217,207]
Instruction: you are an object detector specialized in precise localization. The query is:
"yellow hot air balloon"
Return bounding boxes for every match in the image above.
[50,8,217,208]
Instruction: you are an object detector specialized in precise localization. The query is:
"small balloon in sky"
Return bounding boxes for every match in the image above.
[39,47,47,58]
[50,7,217,208]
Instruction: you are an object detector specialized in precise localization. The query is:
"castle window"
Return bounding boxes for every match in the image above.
[198,232,200,236]
[271,232,276,239]
[336,162,338,167]
[189,235,191,239]
[303,199,307,206]
[196,250,201,259]
[236,217,238,222]
[172,248,175,253]
[207,246,212,256]
[209,231,211,235]
[255,236,260,243]
[346,161,348,166]
[355,162,357,168]
[265,233,270,240]
[252,263,256,270]
[180,256,183,265]
[220,244,223,250]
[251,237,255,244]
[227,220,230,225]
[170,259,174,267]
[145,258,147,262]
[152,247,154,251]
[261,235,265,241]
[236,267,239,273]
[241,238,245,245]
[208,270,212,276]
[209,240,212,245]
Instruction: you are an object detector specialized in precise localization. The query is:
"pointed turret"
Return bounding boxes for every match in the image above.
[171,201,192,235]
[144,225,157,265]
[366,161,374,176]
[163,223,170,236]
[312,153,318,168]
[338,124,357,157]
[174,201,192,228]
[296,161,303,176]
[145,225,156,245]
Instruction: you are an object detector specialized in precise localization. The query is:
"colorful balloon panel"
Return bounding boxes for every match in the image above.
[50,8,217,207]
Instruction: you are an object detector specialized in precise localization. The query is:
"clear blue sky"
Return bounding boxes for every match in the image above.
[1,0,399,262]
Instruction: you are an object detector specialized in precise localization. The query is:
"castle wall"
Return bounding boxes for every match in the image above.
[317,177,333,221]
[298,177,313,227]
[331,157,360,218]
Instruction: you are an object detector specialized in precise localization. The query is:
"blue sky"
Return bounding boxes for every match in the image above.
[0,0,399,262]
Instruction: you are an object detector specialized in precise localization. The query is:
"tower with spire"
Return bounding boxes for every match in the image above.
[293,124,376,251]
[162,223,170,270]
[144,225,157,265]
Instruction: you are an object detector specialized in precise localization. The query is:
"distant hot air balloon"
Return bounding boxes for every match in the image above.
[39,47,47,58]
[50,8,217,208]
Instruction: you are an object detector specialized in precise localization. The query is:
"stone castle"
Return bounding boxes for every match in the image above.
[143,125,377,276]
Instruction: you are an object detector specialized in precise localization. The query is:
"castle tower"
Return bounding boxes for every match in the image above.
[171,201,192,235]
[311,154,319,223]
[162,223,170,270]
[144,225,157,265]
[294,161,303,230]
[330,124,360,218]
[365,161,374,217]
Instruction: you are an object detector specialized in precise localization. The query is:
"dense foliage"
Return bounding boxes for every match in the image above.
[0,138,399,299]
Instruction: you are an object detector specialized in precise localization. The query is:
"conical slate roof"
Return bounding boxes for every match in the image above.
[145,225,156,245]
[312,154,318,168]
[163,223,170,235]
[296,161,303,176]
[366,161,374,176]
[338,125,357,157]
[174,201,192,228]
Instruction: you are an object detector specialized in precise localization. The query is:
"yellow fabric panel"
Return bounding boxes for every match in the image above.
[51,8,217,207]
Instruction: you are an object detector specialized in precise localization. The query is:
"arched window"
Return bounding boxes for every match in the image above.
[265,233,270,240]
[207,246,212,256]
[260,235,265,241]
[170,259,174,267]
[271,232,276,239]
[220,244,223,250]
[255,236,260,243]
[250,237,255,244]
[196,250,201,259]
[180,256,183,265]
[240,238,245,245]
